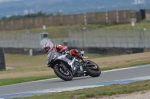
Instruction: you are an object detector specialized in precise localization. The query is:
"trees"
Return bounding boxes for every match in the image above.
[0,11,54,21]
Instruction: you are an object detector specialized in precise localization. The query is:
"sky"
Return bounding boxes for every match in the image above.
[0,0,21,3]
[0,0,149,18]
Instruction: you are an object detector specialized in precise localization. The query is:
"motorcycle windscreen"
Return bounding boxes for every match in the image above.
[47,51,55,63]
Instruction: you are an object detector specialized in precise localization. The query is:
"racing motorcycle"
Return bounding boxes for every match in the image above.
[48,49,101,81]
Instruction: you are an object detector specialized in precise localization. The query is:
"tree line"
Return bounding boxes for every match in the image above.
[0,11,63,21]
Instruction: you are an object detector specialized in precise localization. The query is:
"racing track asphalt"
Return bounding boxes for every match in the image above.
[1,64,150,98]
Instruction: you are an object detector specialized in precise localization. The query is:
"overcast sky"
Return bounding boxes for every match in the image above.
[0,0,21,3]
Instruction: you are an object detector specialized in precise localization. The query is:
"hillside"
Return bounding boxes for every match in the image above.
[0,0,150,18]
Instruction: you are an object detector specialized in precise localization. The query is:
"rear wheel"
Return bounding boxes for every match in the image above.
[86,60,101,77]
[54,62,73,81]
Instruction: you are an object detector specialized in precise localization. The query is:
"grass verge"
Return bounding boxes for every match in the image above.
[101,61,150,71]
[0,75,57,86]
[1,21,150,39]
[15,80,150,99]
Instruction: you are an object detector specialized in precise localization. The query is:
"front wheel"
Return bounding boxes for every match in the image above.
[85,60,101,77]
[54,63,73,81]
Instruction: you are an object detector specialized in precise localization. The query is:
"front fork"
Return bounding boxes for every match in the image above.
[68,58,76,75]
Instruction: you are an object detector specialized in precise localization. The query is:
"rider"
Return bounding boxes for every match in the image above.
[43,41,68,66]
[43,41,68,54]
[43,41,85,67]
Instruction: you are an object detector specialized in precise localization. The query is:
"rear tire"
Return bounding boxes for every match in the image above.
[54,63,73,81]
[86,60,101,77]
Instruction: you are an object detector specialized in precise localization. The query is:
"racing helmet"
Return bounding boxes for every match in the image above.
[43,41,53,53]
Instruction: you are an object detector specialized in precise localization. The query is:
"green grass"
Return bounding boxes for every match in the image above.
[0,24,99,38]
[0,21,150,39]
[0,75,57,86]
[15,80,150,99]
[101,61,150,71]
[84,53,109,58]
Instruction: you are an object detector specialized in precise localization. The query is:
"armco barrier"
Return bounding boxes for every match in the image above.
[0,48,6,70]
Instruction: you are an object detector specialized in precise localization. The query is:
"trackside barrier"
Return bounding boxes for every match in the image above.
[0,48,6,70]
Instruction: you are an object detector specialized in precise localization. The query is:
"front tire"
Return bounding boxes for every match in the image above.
[54,63,73,81]
[86,60,101,77]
